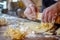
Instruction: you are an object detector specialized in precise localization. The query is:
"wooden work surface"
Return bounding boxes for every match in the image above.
[0,14,60,40]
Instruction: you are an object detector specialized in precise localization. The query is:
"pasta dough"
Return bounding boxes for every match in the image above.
[4,25,27,40]
[0,18,7,26]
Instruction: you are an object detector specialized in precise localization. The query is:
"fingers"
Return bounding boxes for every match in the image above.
[30,5,39,18]
[48,12,52,23]
[42,13,45,22]
[42,9,49,23]
[24,4,39,20]
[52,13,57,22]
[24,7,37,20]
[42,10,57,23]
[30,5,36,16]
[24,7,32,20]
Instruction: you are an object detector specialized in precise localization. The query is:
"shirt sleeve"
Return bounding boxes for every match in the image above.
[42,0,57,7]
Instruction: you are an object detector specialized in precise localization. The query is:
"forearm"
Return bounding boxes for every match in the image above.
[21,0,34,7]
[57,2,60,13]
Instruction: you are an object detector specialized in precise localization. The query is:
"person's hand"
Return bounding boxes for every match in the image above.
[24,4,39,20]
[42,4,58,23]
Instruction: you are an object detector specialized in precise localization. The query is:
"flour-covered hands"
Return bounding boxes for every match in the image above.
[24,4,39,20]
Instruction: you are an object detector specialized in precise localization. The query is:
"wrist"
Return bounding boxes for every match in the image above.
[29,3,35,7]
[22,0,35,7]
[27,3,35,7]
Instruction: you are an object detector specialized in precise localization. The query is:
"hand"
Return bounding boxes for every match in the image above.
[24,4,39,20]
[42,4,58,23]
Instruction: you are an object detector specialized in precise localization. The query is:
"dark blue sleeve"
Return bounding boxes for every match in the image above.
[42,0,57,7]
[40,0,57,12]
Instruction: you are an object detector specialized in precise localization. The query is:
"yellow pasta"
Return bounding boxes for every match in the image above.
[4,27,26,40]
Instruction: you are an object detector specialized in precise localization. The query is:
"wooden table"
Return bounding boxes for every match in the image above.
[0,14,60,40]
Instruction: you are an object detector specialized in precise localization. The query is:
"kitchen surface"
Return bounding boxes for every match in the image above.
[0,0,60,40]
[0,14,60,40]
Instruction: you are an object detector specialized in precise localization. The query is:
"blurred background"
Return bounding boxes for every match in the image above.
[0,0,42,17]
